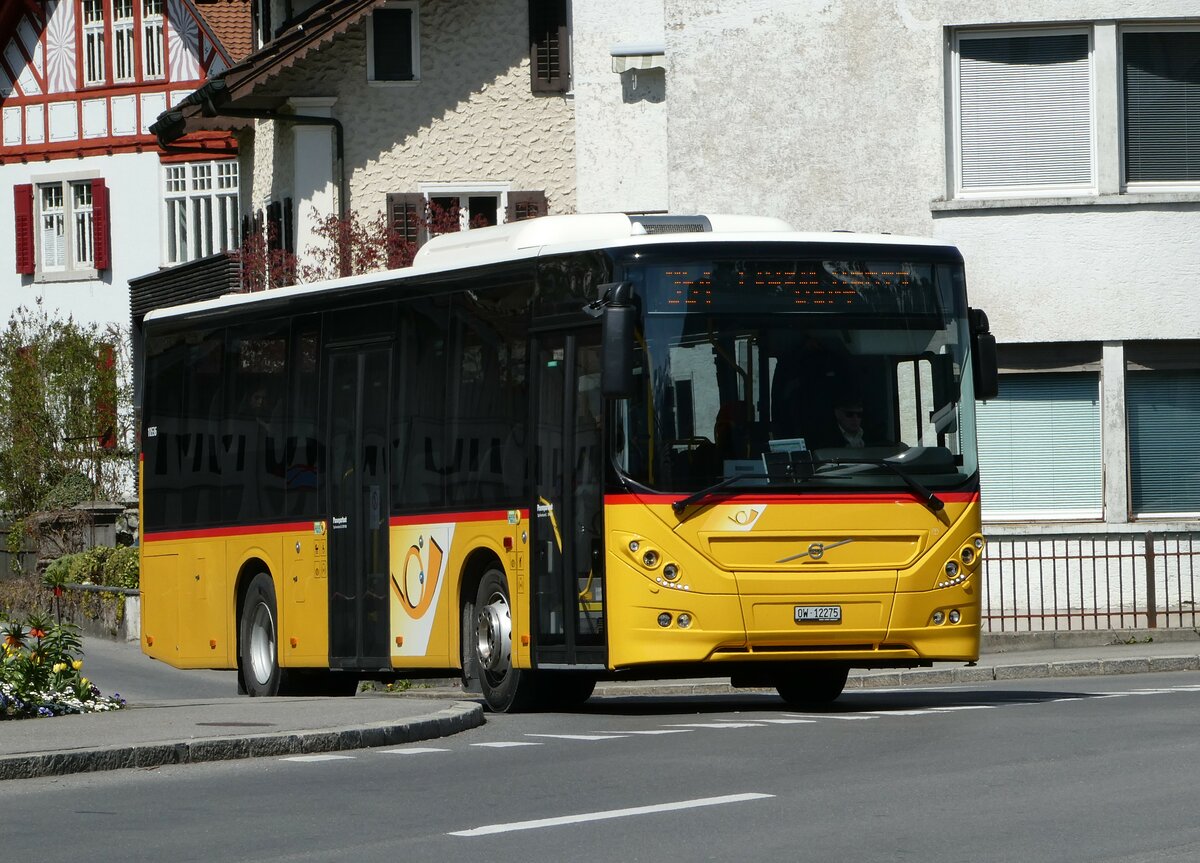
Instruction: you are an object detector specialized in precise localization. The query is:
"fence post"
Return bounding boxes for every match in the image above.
[1144,531,1157,629]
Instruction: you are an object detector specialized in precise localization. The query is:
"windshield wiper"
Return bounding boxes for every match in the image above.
[672,473,780,516]
[813,457,945,513]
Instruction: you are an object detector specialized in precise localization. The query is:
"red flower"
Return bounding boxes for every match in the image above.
[53,586,63,597]
[29,628,46,639]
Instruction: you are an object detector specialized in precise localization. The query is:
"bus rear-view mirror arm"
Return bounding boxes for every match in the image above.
[969,307,999,401]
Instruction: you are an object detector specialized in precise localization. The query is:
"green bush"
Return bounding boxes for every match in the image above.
[43,546,138,591]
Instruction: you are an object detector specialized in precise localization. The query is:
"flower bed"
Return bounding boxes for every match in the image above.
[1,613,125,719]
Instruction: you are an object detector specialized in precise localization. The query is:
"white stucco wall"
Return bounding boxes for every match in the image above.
[0,150,162,330]
[572,1,669,214]
[246,0,575,253]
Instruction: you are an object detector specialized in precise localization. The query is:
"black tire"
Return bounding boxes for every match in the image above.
[775,663,850,708]
[238,573,287,697]
[474,567,538,712]
[538,673,597,711]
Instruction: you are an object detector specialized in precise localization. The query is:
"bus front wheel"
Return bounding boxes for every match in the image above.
[775,663,849,707]
[239,573,286,697]
[474,568,537,712]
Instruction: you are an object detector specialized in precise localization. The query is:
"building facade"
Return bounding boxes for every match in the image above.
[1,0,248,328]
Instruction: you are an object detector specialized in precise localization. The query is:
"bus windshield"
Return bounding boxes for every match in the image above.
[611,252,980,495]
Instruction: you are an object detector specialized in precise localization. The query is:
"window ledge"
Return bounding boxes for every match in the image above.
[984,519,1200,537]
[932,191,1200,213]
[34,268,100,284]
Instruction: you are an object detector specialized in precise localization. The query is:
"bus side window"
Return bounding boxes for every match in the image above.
[395,300,449,511]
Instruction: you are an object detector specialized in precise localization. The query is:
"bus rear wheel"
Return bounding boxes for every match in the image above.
[474,568,537,713]
[775,663,849,707]
[239,573,287,697]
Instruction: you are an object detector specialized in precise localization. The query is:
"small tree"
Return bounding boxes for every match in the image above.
[0,304,133,521]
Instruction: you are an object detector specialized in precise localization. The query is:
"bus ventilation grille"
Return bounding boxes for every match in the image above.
[632,215,712,234]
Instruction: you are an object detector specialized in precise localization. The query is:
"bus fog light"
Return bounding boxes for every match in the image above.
[658,612,672,627]
[961,547,975,565]
[629,540,640,552]
[932,611,946,625]
[643,550,660,568]
[677,613,692,629]
[662,563,680,581]
[945,560,960,578]
[949,609,961,624]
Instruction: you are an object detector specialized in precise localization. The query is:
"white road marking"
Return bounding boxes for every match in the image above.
[758,718,818,724]
[862,710,939,717]
[931,705,996,712]
[471,742,543,748]
[280,754,356,763]
[379,747,450,755]
[783,713,877,721]
[526,733,628,741]
[602,729,692,735]
[664,722,766,729]
[448,792,775,837]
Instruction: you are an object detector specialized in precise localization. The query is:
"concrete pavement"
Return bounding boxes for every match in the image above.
[3,628,1198,782]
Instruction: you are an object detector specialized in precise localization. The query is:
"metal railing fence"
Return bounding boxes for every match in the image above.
[981,531,1200,632]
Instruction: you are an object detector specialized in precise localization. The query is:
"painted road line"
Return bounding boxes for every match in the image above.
[757,718,818,724]
[664,722,767,729]
[448,792,775,837]
[379,747,451,755]
[783,713,877,721]
[280,754,356,763]
[602,729,693,735]
[931,705,996,712]
[861,710,939,717]
[526,733,628,741]
[471,742,544,748]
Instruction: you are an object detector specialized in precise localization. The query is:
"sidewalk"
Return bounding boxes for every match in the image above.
[3,629,1198,782]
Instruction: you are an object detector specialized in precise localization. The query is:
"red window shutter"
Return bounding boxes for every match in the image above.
[92,179,112,271]
[506,191,548,222]
[14,184,35,274]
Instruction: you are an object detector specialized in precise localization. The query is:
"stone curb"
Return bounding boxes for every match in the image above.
[0,701,484,782]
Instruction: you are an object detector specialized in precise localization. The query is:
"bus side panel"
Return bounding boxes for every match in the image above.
[176,539,229,666]
[140,550,179,665]
[281,528,329,667]
[388,521,455,668]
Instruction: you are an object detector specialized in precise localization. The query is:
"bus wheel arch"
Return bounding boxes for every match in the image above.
[235,561,285,697]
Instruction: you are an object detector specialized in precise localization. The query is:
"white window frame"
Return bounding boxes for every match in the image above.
[417,182,511,230]
[367,1,421,86]
[33,175,98,282]
[83,0,107,86]
[1119,23,1200,194]
[950,26,1098,200]
[162,160,240,266]
[142,0,165,80]
[113,0,136,83]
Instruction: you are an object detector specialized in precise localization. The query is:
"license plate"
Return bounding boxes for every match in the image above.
[794,605,842,623]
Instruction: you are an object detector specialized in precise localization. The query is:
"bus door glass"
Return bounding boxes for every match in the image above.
[326,346,391,668]
[532,330,606,666]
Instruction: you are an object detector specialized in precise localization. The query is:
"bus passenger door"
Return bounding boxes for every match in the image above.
[531,330,607,669]
[325,347,391,670]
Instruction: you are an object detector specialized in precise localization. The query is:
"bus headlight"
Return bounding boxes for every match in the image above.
[949,609,961,624]
[961,546,975,565]
[642,550,660,568]
[658,612,672,627]
[945,560,960,579]
[932,611,946,625]
[662,563,680,581]
[677,613,692,629]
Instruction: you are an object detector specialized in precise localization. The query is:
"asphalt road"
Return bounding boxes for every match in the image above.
[5,671,1200,863]
[77,636,239,702]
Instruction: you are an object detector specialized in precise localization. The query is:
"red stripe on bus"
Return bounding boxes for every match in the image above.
[603,491,980,507]
[143,521,318,543]
[389,509,529,527]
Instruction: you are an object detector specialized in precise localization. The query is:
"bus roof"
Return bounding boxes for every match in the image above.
[142,213,961,324]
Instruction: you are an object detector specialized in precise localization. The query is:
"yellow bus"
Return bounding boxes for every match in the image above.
[138,213,997,711]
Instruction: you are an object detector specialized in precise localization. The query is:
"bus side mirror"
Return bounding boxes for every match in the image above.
[969,308,999,401]
[601,283,636,399]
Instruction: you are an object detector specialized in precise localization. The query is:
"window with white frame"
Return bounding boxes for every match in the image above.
[113,0,136,82]
[37,181,95,274]
[1123,29,1200,185]
[976,371,1103,521]
[163,161,240,265]
[953,30,1094,195]
[368,2,420,83]
[142,0,165,79]
[83,0,106,85]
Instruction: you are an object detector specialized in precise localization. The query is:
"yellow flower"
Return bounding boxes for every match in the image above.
[53,662,67,673]
[72,659,83,671]
[80,677,90,688]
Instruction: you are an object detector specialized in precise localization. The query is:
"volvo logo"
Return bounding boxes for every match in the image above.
[777,538,854,563]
